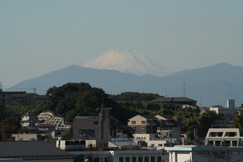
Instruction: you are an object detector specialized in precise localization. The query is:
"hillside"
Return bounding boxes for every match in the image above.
[6,63,243,107]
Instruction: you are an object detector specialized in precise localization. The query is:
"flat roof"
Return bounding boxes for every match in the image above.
[165,145,243,152]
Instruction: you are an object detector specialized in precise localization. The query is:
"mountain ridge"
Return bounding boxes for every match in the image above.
[6,63,243,107]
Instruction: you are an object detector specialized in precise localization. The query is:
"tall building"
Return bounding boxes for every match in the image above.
[73,108,118,145]
[227,99,235,108]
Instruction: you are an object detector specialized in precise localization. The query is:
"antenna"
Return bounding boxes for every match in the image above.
[183,82,186,97]
[0,82,2,92]
[200,96,202,108]
[101,93,104,109]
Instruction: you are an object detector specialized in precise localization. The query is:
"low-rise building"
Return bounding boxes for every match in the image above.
[70,150,168,162]
[0,141,74,162]
[205,128,243,146]
[38,112,71,130]
[128,115,158,134]
[20,114,38,128]
[133,134,178,150]
[209,106,238,116]
[165,145,243,162]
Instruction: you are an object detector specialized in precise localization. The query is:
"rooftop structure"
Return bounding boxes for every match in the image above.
[165,145,243,162]
[0,141,74,161]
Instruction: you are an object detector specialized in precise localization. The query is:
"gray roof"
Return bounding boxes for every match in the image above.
[151,97,197,103]
[139,115,157,120]
[156,115,174,120]
[0,141,73,158]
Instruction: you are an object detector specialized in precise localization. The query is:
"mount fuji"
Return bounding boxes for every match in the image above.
[82,49,173,77]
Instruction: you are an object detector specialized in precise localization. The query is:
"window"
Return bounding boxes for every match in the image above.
[145,157,149,162]
[225,141,231,146]
[215,141,220,146]
[157,156,161,162]
[141,126,145,130]
[93,121,98,125]
[232,141,237,146]
[151,157,155,162]
[158,144,162,146]
[126,157,130,162]
[132,157,136,162]
[225,132,237,137]
[132,126,136,130]
[132,121,136,124]
[141,120,145,124]
[119,157,124,162]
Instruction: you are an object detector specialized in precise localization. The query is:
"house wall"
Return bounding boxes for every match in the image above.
[73,117,102,141]
[12,134,38,141]
[128,115,157,134]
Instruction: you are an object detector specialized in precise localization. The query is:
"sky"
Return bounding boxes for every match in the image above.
[1,0,243,90]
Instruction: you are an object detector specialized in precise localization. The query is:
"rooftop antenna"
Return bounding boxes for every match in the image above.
[183,82,186,97]
[101,93,104,109]
[200,96,202,108]
[0,82,2,92]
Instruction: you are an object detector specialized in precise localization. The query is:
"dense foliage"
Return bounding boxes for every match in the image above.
[38,82,137,124]
[0,115,22,141]
[233,110,243,128]
[1,82,234,140]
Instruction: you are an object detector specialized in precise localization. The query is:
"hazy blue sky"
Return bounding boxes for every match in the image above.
[1,1,243,90]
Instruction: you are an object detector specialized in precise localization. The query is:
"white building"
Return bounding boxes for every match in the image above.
[38,112,71,130]
[205,128,243,146]
[227,99,235,108]
[70,150,168,162]
[209,106,237,116]
[165,145,243,162]
[133,134,178,150]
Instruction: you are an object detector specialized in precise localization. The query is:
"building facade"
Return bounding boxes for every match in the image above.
[205,128,243,146]
[165,145,243,162]
[73,108,118,145]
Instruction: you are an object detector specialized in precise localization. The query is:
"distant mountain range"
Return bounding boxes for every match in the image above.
[6,63,243,107]
[82,49,173,77]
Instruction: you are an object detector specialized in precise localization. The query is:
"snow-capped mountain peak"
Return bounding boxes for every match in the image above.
[82,49,172,77]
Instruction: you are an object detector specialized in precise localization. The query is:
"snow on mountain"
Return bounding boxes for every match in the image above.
[82,49,173,77]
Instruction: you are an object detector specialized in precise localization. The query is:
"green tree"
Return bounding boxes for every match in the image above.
[233,110,243,128]
[0,116,21,141]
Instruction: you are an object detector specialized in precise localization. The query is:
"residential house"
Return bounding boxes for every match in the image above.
[128,115,158,134]
[20,113,38,128]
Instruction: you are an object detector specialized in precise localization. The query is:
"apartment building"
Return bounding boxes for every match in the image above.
[205,128,243,146]
[73,108,119,147]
